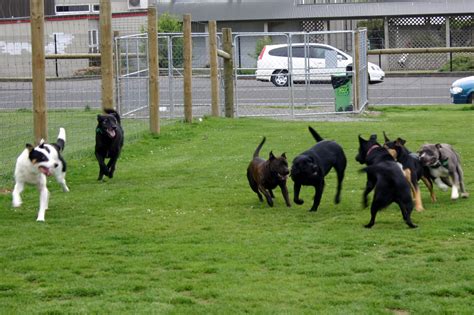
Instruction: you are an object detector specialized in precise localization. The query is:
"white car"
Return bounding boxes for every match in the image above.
[256,43,385,87]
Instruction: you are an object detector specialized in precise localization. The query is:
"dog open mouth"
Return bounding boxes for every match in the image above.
[106,128,116,138]
[39,166,52,176]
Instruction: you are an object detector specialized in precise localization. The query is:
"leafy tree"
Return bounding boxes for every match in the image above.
[157,12,183,68]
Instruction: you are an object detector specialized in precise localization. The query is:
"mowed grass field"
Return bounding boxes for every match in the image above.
[0,106,473,314]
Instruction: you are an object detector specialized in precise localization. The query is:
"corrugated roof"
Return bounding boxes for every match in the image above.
[157,0,474,21]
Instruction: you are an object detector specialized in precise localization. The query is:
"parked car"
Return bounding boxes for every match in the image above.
[256,43,385,87]
[450,76,474,104]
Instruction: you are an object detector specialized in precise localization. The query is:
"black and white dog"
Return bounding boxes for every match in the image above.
[418,143,469,200]
[95,109,124,180]
[12,128,69,221]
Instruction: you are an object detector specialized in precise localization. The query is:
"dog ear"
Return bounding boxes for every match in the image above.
[369,134,377,141]
[97,114,103,122]
[395,137,406,146]
[25,143,34,152]
[358,135,365,143]
[281,152,287,159]
[435,143,442,149]
[269,151,275,160]
[383,131,390,143]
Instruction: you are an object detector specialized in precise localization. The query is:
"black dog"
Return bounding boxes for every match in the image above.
[383,132,435,210]
[246,137,291,207]
[95,109,124,180]
[356,134,417,228]
[291,127,346,212]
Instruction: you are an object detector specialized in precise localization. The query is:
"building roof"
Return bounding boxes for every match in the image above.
[157,0,474,22]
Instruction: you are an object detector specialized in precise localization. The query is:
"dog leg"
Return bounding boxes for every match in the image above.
[398,203,417,228]
[365,202,379,228]
[421,176,436,202]
[293,183,304,205]
[362,179,375,208]
[55,172,70,193]
[310,179,325,212]
[96,152,109,180]
[258,185,273,207]
[434,177,449,192]
[37,186,49,222]
[335,166,345,205]
[450,183,460,200]
[106,157,118,178]
[413,186,424,211]
[12,181,24,207]
[279,183,291,207]
[456,165,469,198]
[269,189,275,198]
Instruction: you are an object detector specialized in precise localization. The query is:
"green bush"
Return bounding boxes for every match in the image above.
[440,55,474,72]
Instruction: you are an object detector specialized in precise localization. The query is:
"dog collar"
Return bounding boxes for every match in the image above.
[431,159,449,168]
[366,144,380,157]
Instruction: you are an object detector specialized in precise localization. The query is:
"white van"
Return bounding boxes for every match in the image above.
[256,43,385,87]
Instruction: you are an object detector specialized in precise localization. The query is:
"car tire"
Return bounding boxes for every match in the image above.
[271,70,289,87]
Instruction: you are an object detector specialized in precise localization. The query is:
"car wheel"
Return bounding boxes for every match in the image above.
[271,70,289,87]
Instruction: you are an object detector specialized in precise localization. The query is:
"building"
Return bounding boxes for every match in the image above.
[0,0,150,78]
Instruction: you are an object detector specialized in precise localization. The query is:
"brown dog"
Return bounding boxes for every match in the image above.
[246,137,291,207]
[383,132,435,211]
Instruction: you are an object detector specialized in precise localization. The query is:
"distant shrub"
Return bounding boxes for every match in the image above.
[440,55,474,72]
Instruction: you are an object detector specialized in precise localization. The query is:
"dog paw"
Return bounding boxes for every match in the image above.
[12,201,22,208]
[294,199,304,205]
[461,192,469,198]
[36,218,45,222]
[364,224,374,229]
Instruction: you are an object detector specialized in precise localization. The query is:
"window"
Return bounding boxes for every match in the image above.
[268,47,288,57]
[291,46,307,58]
[89,29,99,53]
[56,5,91,15]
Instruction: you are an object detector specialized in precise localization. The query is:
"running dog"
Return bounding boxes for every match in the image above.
[246,137,291,207]
[291,127,346,212]
[356,134,417,228]
[418,143,469,200]
[383,132,435,210]
[12,128,69,221]
[95,109,124,180]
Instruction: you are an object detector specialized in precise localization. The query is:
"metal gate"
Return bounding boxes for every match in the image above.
[233,29,368,118]
[115,30,367,120]
[115,32,224,120]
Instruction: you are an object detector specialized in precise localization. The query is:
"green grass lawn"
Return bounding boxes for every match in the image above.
[0,106,473,313]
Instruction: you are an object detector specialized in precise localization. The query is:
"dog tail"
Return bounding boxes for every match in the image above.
[308,126,324,142]
[56,127,66,152]
[104,108,121,124]
[253,137,266,158]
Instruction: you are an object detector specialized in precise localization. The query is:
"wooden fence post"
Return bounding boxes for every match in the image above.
[100,0,114,111]
[183,14,193,123]
[208,20,219,117]
[148,6,160,134]
[222,28,234,118]
[31,0,47,144]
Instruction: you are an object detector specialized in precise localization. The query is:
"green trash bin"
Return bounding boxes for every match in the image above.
[331,73,353,112]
